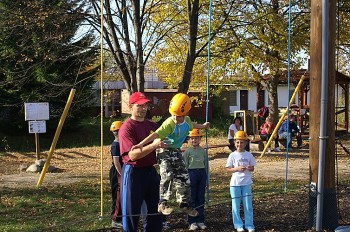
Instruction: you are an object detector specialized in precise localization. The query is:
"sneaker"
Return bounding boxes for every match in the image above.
[163,221,171,230]
[111,220,123,228]
[248,229,255,232]
[189,223,198,230]
[267,148,271,153]
[181,206,199,217]
[158,201,173,215]
[197,222,207,229]
[274,147,281,152]
[237,229,245,232]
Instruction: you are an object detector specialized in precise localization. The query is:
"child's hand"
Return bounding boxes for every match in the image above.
[237,166,247,172]
[131,144,143,151]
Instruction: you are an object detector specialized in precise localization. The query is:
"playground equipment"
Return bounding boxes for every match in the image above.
[232,110,257,136]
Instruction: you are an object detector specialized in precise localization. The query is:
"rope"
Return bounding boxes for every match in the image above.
[205,0,213,206]
[284,0,293,192]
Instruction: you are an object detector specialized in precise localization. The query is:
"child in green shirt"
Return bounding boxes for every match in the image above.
[183,129,207,231]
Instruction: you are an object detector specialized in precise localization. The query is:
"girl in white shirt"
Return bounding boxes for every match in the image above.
[225,131,256,232]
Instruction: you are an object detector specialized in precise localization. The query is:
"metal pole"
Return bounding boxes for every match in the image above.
[316,0,329,230]
[37,89,76,187]
[260,75,305,158]
[205,0,213,206]
[100,0,105,218]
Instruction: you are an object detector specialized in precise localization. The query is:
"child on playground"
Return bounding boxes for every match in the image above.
[225,131,256,232]
[260,117,280,152]
[109,120,123,228]
[132,93,210,217]
[183,129,207,231]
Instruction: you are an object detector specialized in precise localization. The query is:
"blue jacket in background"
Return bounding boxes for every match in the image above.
[278,120,299,136]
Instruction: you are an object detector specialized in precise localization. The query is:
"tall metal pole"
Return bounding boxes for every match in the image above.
[100,0,105,218]
[205,0,213,206]
[315,0,329,230]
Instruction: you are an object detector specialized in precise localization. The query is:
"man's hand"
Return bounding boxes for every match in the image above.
[203,122,210,129]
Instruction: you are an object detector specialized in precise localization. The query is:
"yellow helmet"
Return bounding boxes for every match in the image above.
[234,130,249,140]
[188,129,202,137]
[110,121,123,131]
[169,93,191,116]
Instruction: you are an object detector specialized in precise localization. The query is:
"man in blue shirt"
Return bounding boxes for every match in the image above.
[278,115,302,148]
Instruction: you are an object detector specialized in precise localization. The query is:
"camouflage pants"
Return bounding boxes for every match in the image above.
[157,148,190,204]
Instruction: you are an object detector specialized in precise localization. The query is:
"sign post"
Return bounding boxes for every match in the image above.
[24,103,49,160]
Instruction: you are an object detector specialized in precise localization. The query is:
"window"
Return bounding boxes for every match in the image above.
[229,90,237,106]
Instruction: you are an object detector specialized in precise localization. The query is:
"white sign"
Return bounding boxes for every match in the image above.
[28,121,46,133]
[24,102,49,121]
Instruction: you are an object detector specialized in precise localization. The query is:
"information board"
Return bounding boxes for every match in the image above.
[24,102,50,121]
[28,121,46,133]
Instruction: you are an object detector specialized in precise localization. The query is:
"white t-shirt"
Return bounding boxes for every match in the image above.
[225,151,256,186]
[227,124,242,140]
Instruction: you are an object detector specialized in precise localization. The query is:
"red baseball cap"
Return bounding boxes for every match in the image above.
[129,92,151,105]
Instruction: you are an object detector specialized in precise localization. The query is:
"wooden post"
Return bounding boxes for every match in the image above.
[35,133,40,160]
[309,0,338,230]
[345,84,349,132]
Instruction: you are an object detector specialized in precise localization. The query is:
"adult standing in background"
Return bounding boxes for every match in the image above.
[228,117,243,151]
[228,116,250,152]
[119,92,164,232]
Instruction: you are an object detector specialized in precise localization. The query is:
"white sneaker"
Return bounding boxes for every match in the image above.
[189,223,198,230]
[237,228,245,232]
[274,147,281,152]
[111,220,122,228]
[197,222,207,229]
[267,148,271,153]
[248,229,255,232]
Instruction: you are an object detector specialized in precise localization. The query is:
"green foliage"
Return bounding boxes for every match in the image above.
[0,0,98,132]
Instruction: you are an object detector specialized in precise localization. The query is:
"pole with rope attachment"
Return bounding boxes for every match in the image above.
[99,0,105,219]
[205,0,213,206]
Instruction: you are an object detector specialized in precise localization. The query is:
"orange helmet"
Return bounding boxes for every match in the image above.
[110,121,123,131]
[169,93,191,116]
[188,129,202,137]
[234,130,249,140]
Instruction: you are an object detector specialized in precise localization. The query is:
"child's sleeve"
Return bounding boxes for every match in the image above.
[250,154,257,166]
[155,117,174,139]
[225,155,234,168]
[183,150,189,169]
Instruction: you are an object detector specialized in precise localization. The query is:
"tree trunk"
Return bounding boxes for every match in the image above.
[179,0,200,93]
[266,75,279,126]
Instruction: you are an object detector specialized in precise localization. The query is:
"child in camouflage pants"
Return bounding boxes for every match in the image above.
[133,93,210,216]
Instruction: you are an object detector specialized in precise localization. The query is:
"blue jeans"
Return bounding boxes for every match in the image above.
[230,185,254,230]
[188,169,207,224]
[279,132,302,147]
